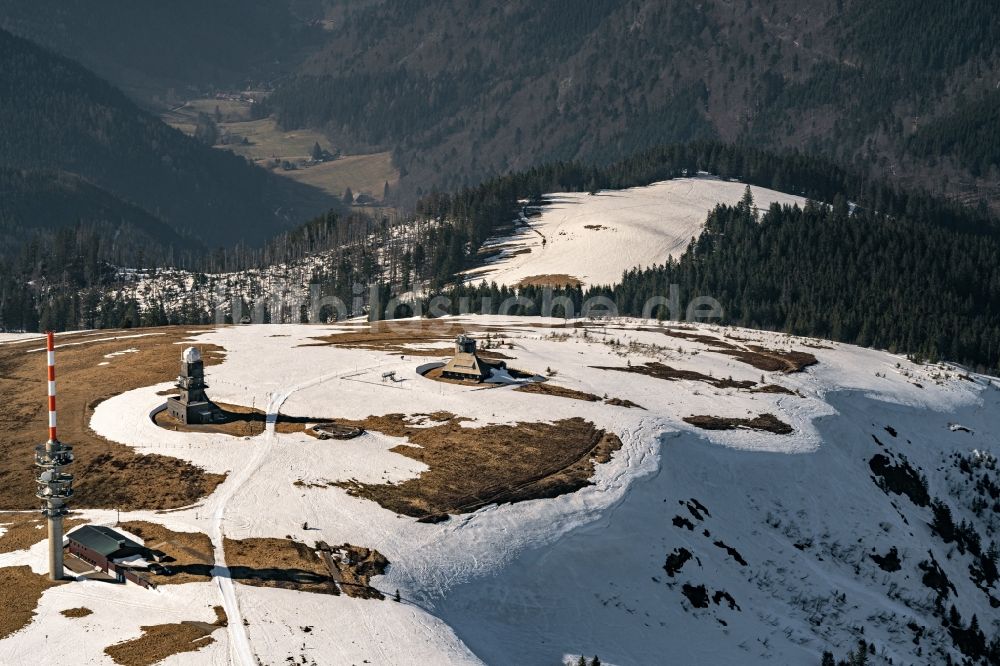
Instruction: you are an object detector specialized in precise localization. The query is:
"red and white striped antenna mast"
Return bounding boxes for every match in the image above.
[47,331,58,442]
[35,331,74,581]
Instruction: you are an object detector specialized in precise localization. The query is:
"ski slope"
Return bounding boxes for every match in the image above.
[462,177,808,288]
[0,318,998,665]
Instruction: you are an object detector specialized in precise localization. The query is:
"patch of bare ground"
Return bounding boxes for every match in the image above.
[514,382,644,408]
[317,542,390,599]
[649,327,741,350]
[604,397,646,409]
[303,320,515,357]
[223,537,337,595]
[0,327,226,510]
[749,384,796,395]
[153,402,266,437]
[103,606,227,666]
[61,606,93,618]
[332,415,622,519]
[116,521,214,586]
[719,346,818,373]
[515,382,600,401]
[684,413,793,435]
[515,274,583,288]
[0,566,62,639]
[646,327,818,373]
[0,512,85,554]
[593,362,756,389]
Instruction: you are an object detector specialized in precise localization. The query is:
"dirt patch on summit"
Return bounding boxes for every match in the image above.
[0,327,226,510]
[0,566,62,639]
[0,512,85,554]
[103,606,227,666]
[684,413,793,434]
[116,521,214,586]
[593,362,755,389]
[333,415,622,519]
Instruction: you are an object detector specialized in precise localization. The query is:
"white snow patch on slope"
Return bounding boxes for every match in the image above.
[463,177,808,288]
[3,318,997,665]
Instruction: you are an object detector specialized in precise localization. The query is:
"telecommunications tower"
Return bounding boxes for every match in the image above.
[35,331,73,580]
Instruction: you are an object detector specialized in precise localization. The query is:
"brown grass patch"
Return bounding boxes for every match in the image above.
[604,397,646,409]
[0,327,226,510]
[103,607,227,666]
[649,327,741,350]
[0,566,62,639]
[61,606,93,618]
[153,401,266,438]
[333,416,622,518]
[515,274,583,288]
[514,382,600,402]
[683,413,793,434]
[514,382,644,408]
[749,384,796,395]
[223,537,336,595]
[720,346,818,373]
[318,542,390,599]
[593,362,756,389]
[0,512,85,554]
[116,521,214,586]
[644,328,818,373]
[304,320,515,358]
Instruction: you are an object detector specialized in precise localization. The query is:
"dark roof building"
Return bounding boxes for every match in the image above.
[67,525,144,560]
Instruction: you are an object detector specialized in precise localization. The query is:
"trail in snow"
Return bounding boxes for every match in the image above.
[207,363,391,665]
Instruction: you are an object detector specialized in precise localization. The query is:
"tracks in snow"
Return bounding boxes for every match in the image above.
[206,364,389,665]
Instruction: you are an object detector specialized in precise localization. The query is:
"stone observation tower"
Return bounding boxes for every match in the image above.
[167,347,223,424]
[35,331,73,581]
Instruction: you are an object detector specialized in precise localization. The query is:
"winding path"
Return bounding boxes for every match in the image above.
[206,365,388,665]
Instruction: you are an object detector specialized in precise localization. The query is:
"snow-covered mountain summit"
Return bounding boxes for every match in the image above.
[1,316,996,664]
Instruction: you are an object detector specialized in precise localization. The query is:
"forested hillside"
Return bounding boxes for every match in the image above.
[263,0,1000,211]
[0,28,336,250]
[404,143,1000,372]
[0,0,322,102]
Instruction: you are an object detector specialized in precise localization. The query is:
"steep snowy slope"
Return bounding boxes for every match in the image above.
[462,177,808,288]
[1,317,997,665]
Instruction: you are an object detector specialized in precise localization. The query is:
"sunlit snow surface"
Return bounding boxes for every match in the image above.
[0,317,997,665]
[462,177,807,288]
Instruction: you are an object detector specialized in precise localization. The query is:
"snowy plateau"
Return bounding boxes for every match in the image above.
[0,316,998,666]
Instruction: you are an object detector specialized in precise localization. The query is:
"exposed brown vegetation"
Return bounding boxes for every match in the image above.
[224,537,335,595]
[304,320,514,357]
[514,382,601,402]
[683,413,793,434]
[153,402,266,438]
[103,608,227,666]
[515,382,644,408]
[593,362,755,389]
[749,384,796,395]
[318,542,390,599]
[719,346,818,373]
[333,415,622,518]
[651,327,741,350]
[647,327,819,373]
[515,274,583,288]
[60,606,93,618]
[0,328,226,510]
[0,512,85,554]
[604,397,646,409]
[0,566,61,639]
[116,521,214,586]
